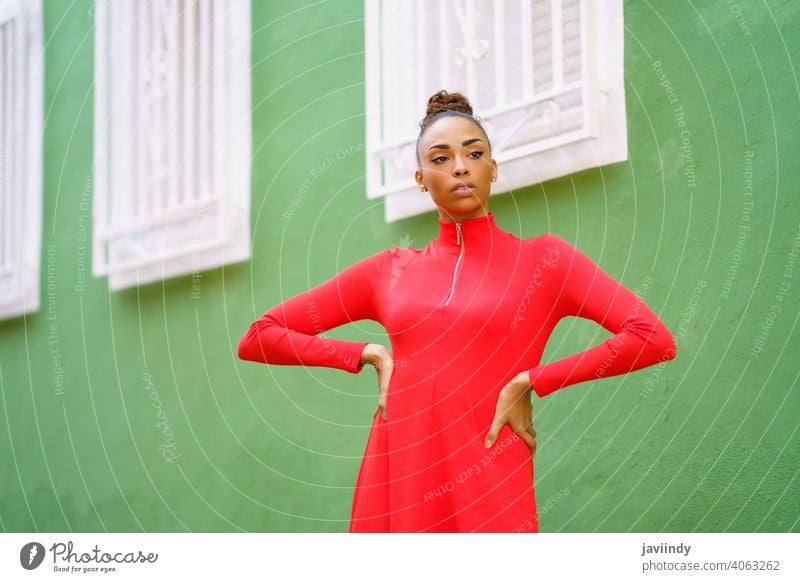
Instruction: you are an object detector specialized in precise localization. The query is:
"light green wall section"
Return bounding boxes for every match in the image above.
[0,0,797,532]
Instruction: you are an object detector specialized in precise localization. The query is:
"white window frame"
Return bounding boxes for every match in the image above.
[0,0,42,320]
[93,0,251,290]
[365,0,627,223]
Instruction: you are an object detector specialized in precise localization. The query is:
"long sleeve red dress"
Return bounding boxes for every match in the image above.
[238,211,677,533]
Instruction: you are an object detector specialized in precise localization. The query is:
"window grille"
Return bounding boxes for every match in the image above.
[93,0,251,290]
[365,0,627,222]
[0,0,42,320]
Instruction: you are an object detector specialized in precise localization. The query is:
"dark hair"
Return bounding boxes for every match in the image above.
[416,90,491,166]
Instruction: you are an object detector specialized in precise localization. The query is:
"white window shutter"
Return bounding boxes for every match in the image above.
[0,0,43,320]
[365,0,627,223]
[93,0,251,290]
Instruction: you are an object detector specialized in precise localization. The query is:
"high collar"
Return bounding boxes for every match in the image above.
[435,211,501,247]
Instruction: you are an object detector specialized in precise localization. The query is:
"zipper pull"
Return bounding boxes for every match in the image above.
[456,222,462,245]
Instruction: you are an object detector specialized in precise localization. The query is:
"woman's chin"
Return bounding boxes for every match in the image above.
[442,195,488,214]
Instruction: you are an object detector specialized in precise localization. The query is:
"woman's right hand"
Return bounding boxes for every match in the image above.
[360,343,394,421]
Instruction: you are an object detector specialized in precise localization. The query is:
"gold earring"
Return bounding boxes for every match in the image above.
[420,186,427,192]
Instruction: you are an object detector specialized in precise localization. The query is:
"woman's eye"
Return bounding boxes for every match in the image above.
[431,151,481,164]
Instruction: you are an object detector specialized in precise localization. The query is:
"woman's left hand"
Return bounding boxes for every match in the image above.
[485,371,537,454]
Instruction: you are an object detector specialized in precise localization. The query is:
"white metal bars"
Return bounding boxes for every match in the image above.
[365,0,627,223]
[93,0,251,290]
[0,0,42,320]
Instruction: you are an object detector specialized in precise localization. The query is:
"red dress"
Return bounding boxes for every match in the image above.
[238,212,677,532]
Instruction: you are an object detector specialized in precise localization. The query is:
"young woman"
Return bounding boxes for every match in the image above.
[238,90,677,533]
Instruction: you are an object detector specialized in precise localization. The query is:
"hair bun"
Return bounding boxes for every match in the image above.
[425,90,473,118]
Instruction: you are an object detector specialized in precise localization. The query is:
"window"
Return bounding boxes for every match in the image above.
[93,0,251,290]
[365,0,627,222]
[0,0,42,320]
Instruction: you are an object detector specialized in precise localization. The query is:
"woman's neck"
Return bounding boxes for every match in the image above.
[437,207,489,223]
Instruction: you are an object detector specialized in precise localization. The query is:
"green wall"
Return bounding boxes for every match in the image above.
[0,0,797,532]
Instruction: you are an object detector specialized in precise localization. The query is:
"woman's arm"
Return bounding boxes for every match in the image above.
[527,234,677,398]
[237,248,392,374]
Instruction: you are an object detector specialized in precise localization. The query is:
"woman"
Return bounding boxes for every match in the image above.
[238,90,677,533]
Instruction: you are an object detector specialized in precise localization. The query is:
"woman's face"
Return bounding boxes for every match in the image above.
[415,116,497,222]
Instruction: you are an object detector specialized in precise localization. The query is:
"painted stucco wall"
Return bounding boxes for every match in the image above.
[0,0,797,532]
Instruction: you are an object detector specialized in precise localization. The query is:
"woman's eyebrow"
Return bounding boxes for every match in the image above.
[427,138,484,151]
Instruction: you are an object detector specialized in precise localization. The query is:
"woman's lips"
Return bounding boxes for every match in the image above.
[452,186,475,197]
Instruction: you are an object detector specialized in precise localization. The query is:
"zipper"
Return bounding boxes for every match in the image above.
[443,221,463,306]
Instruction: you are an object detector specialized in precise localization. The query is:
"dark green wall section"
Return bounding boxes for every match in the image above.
[0,0,797,532]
